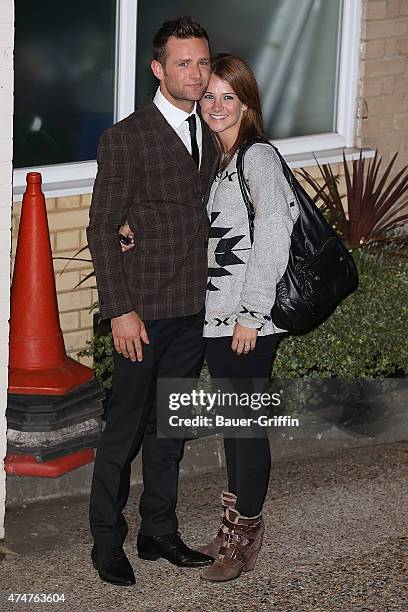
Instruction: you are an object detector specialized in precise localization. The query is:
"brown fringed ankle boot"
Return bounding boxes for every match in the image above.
[197,491,237,558]
[200,507,264,582]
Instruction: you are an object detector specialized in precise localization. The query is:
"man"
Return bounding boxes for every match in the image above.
[87,17,219,586]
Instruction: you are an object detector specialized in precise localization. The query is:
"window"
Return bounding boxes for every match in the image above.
[136,0,361,156]
[137,0,342,139]
[13,0,137,194]
[13,0,361,195]
[14,0,117,168]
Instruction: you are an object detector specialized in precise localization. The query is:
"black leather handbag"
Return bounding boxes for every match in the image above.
[236,140,359,333]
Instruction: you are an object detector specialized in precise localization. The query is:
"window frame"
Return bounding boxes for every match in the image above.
[12,0,362,194]
[274,0,362,156]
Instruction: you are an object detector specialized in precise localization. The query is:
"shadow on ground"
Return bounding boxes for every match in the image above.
[1,441,408,611]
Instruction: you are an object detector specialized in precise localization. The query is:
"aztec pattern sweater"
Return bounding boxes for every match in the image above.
[204,142,300,338]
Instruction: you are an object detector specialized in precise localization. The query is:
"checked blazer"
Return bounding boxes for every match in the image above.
[87,102,219,321]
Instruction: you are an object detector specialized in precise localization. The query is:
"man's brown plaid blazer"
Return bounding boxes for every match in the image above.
[87,102,219,320]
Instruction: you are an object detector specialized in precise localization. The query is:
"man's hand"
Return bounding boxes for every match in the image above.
[231,323,258,355]
[119,222,135,253]
[111,311,150,362]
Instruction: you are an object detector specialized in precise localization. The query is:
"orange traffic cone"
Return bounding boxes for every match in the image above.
[6,172,103,477]
[5,450,94,477]
[9,172,93,394]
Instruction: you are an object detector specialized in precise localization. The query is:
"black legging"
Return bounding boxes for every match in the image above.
[205,334,282,517]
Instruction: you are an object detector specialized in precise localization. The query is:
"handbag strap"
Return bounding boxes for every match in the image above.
[236,139,299,245]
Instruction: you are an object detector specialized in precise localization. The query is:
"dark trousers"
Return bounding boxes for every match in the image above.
[205,334,281,517]
[89,308,205,546]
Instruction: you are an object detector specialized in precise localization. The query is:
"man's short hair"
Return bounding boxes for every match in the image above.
[153,16,209,65]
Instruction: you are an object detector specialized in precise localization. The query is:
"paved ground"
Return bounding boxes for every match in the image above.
[1,440,408,612]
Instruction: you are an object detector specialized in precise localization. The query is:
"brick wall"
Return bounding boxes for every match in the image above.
[0,0,13,539]
[358,0,408,169]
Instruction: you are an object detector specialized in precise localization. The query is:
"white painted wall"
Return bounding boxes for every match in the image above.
[0,0,14,539]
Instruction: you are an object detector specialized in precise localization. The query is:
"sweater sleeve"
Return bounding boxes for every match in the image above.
[236,144,296,329]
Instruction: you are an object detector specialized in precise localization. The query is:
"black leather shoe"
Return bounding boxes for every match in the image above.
[137,531,214,567]
[91,545,135,586]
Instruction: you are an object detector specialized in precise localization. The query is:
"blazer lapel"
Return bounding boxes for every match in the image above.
[141,102,220,205]
[148,102,201,175]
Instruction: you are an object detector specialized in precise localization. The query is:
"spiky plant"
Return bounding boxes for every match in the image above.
[54,244,95,288]
[297,150,408,255]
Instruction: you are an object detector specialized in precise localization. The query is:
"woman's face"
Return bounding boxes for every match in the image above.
[200,75,247,146]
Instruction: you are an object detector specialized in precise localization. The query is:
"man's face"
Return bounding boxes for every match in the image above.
[151,36,211,109]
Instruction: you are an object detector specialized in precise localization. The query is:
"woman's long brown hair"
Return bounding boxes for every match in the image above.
[210,54,266,171]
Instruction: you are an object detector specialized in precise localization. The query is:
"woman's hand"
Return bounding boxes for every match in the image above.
[231,323,258,355]
[119,222,135,253]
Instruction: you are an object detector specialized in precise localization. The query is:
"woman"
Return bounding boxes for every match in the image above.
[197,54,299,582]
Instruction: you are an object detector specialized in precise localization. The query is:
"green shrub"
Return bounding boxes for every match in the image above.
[79,333,114,390]
[84,250,407,388]
[273,250,408,378]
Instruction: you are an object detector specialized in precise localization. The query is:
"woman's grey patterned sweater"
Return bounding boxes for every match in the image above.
[204,142,300,338]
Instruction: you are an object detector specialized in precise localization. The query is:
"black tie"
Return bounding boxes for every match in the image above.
[186,114,200,168]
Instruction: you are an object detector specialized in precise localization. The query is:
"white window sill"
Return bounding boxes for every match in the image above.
[12,147,376,201]
[13,178,95,202]
[284,146,376,169]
